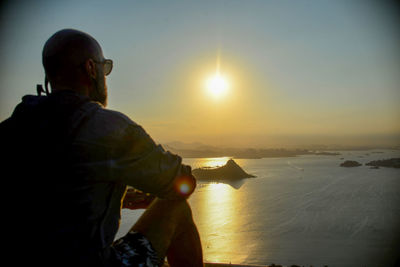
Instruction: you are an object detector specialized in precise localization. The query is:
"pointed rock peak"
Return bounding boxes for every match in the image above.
[226,159,237,166]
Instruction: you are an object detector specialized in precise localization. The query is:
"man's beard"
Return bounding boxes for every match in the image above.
[89,74,107,107]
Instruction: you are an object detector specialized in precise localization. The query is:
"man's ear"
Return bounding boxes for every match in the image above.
[85,59,97,79]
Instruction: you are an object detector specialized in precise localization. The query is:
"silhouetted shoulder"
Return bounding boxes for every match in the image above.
[75,104,155,149]
[94,107,140,128]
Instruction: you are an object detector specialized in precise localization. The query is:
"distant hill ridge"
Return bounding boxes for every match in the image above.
[163,142,341,159]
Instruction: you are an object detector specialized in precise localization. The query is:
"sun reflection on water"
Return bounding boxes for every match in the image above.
[185,157,253,263]
[190,181,249,263]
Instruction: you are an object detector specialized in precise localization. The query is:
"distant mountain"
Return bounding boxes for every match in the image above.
[162,141,400,154]
[163,141,341,159]
[163,141,216,151]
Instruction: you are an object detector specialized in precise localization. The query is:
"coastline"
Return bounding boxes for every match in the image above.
[165,147,343,159]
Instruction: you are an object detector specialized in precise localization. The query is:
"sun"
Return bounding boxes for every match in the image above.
[205,73,229,99]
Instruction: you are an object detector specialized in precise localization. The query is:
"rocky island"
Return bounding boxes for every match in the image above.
[192,159,256,181]
[365,158,400,168]
[340,160,362,167]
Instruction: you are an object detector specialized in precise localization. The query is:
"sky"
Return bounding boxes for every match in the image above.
[1,0,399,148]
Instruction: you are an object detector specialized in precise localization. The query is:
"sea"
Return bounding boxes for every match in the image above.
[116,149,400,267]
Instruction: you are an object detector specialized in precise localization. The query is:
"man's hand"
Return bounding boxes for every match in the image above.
[122,188,155,210]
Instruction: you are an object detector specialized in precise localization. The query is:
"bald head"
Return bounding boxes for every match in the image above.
[43,29,103,82]
[42,29,109,106]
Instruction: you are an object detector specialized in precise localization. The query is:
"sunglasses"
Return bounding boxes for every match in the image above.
[93,59,113,76]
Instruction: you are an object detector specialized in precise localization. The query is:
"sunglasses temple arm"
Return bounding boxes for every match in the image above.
[45,76,50,95]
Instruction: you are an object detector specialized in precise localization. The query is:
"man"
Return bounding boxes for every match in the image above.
[0,29,203,267]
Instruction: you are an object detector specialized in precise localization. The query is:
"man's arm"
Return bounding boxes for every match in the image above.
[112,123,196,199]
[73,110,196,199]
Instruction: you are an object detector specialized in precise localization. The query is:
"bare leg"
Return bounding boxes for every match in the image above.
[130,198,203,267]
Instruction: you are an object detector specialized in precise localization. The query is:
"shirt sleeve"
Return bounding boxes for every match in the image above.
[110,123,192,199]
[71,108,194,199]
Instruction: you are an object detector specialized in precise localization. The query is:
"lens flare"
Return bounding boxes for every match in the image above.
[179,183,191,194]
[174,175,195,197]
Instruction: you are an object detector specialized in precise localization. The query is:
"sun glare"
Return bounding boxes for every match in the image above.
[206,73,229,99]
